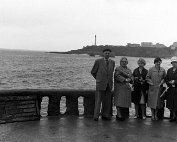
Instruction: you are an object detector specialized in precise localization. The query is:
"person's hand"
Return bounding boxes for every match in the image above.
[134,77,139,80]
[125,78,131,83]
[139,77,143,81]
[169,80,175,84]
[159,80,164,86]
[149,82,154,86]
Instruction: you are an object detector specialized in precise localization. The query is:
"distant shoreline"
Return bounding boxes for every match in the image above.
[48,45,176,58]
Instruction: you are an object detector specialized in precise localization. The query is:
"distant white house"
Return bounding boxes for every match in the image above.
[170,42,177,50]
[126,43,140,47]
[172,42,177,47]
[141,42,153,47]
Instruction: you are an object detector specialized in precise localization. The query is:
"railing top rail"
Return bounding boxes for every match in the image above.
[0,89,96,97]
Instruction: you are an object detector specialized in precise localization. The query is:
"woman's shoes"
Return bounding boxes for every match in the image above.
[93,118,98,121]
[142,116,146,120]
[151,115,158,121]
[155,115,158,121]
[151,116,155,121]
[133,115,139,119]
[169,118,176,122]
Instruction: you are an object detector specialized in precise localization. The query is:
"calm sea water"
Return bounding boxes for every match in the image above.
[0,50,172,117]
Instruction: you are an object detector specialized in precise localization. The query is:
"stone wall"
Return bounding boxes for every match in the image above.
[0,89,95,124]
[0,94,40,123]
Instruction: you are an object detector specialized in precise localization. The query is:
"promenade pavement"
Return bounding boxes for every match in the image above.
[0,116,177,142]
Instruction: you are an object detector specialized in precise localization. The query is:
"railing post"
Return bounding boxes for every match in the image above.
[65,95,79,115]
[83,96,95,118]
[47,96,61,116]
[37,96,42,112]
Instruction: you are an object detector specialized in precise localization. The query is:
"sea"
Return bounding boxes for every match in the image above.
[0,49,172,117]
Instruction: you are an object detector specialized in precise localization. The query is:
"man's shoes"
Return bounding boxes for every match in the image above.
[155,116,158,121]
[116,115,125,121]
[102,116,111,120]
[94,118,98,121]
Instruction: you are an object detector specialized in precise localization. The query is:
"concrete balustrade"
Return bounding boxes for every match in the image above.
[0,89,96,124]
[0,89,166,124]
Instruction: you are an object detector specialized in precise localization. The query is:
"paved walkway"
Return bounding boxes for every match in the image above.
[0,116,177,142]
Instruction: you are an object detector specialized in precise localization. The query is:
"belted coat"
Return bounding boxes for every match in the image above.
[146,66,166,109]
[114,66,133,108]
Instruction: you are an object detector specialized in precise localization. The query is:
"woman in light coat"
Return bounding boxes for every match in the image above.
[146,57,166,120]
[114,57,133,120]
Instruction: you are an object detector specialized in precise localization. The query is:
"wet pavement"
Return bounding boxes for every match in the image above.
[0,116,177,142]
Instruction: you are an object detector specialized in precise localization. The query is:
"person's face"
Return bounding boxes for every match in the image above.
[155,61,161,67]
[120,59,128,67]
[103,51,111,59]
[171,61,177,68]
[138,62,145,68]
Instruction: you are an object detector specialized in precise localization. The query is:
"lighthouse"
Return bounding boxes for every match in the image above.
[94,35,96,46]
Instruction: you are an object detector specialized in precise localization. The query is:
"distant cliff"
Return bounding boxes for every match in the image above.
[57,45,176,58]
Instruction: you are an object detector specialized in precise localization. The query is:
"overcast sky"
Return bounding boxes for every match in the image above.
[0,0,177,52]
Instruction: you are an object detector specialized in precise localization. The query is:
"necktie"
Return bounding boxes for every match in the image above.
[105,60,109,68]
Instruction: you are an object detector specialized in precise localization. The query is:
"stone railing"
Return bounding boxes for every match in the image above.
[0,89,95,124]
[0,89,166,124]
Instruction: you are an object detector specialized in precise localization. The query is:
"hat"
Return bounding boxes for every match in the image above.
[102,48,112,52]
[171,56,177,63]
[137,58,146,65]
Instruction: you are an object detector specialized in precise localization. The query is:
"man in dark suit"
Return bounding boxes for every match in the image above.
[91,48,115,121]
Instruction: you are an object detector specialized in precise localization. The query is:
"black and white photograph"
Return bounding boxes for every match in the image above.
[0,0,177,141]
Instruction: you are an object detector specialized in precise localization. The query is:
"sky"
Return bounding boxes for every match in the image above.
[0,0,177,52]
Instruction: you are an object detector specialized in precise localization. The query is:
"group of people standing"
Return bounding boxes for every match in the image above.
[91,48,177,123]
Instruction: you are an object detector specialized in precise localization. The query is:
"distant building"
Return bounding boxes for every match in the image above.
[141,42,153,47]
[170,46,176,50]
[126,43,140,47]
[172,42,177,47]
[170,42,177,50]
[154,43,166,48]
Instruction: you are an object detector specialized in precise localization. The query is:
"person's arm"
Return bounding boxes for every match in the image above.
[173,79,177,84]
[114,67,126,83]
[91,60,99,79]
[165,69,172,87]
[168,70,177,85]
[113,61,115,70]
[129,71,134,84]
[146,68,153,85]
[170,70,177,85]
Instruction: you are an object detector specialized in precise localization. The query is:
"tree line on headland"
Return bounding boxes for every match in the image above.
[52,45,176,58]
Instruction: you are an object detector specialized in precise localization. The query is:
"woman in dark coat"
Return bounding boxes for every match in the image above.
[165,56,177,123]
[132,58,149,119]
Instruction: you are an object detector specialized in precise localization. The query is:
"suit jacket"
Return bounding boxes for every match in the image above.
[91,58,115,91]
